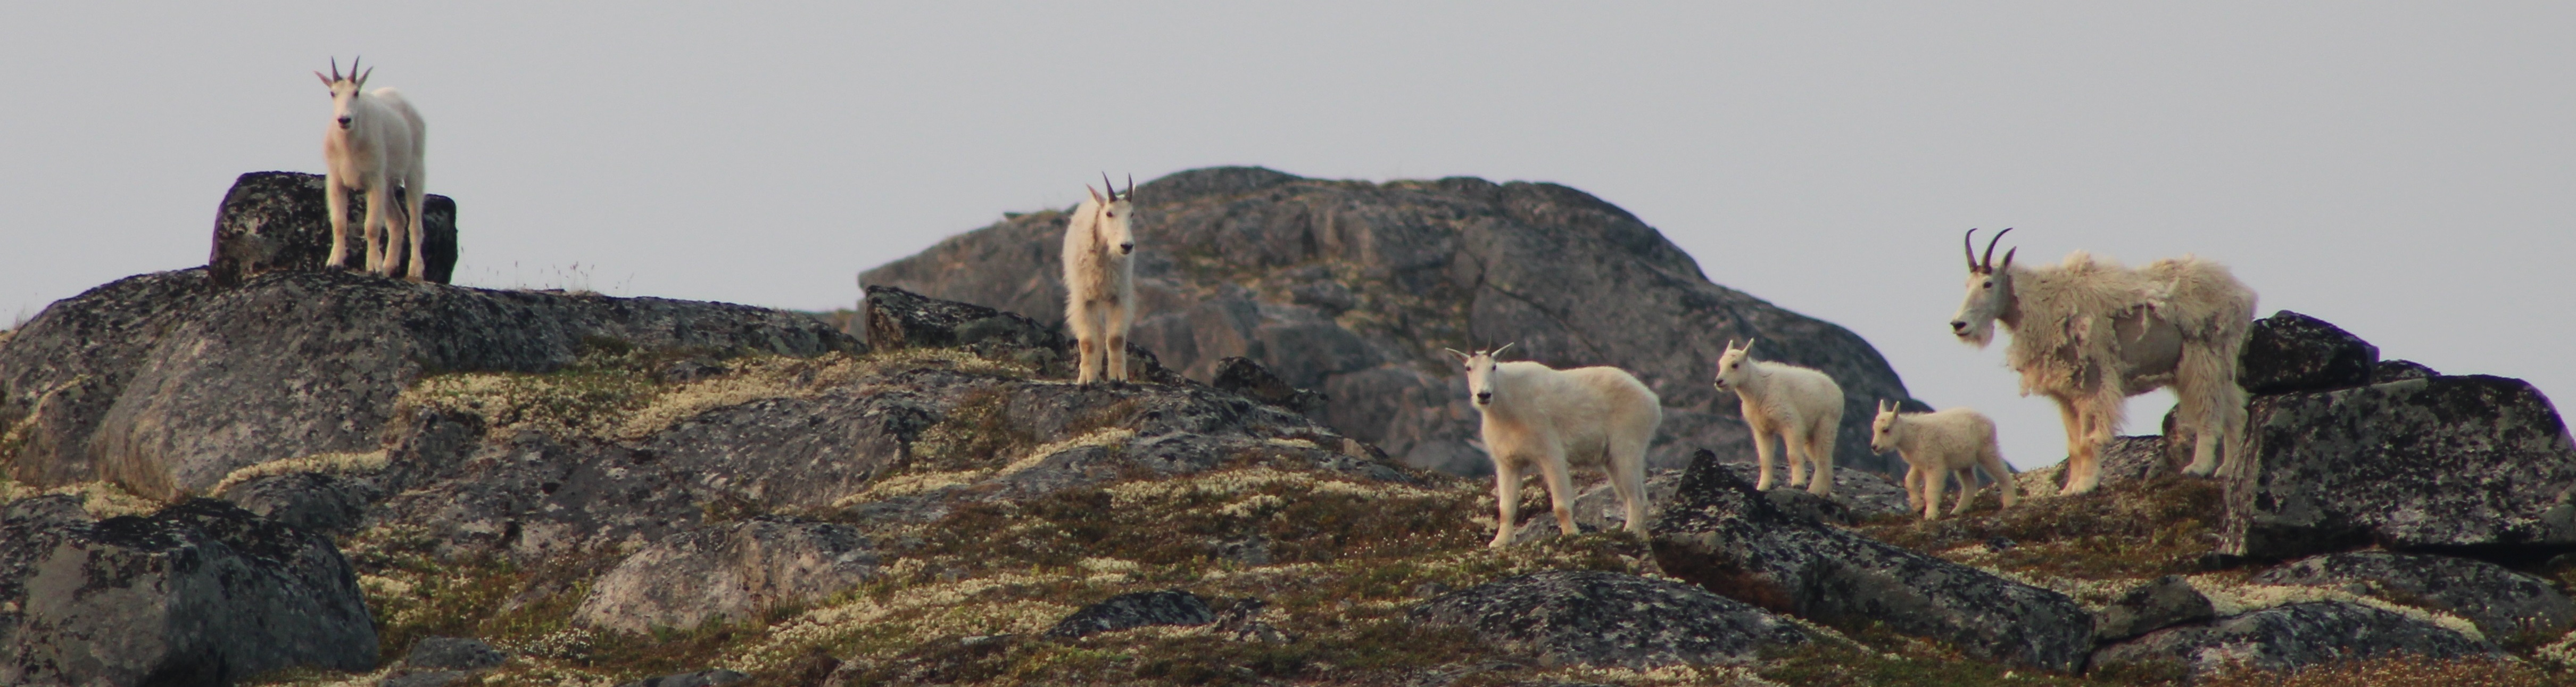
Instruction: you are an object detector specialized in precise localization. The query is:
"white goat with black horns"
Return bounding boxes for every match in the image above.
[1712,338,1845,496]
[1448,344,1661,548]
[1950,228,2257,494]
[1062,173,1138,384]
[1869,401,2017,519]
[315,57,429,279]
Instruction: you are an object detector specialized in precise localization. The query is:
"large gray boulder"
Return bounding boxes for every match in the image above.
[862,167,1924,476]
[0,268,859,499]
[1409,569,1807,668]
[0,496,378,686]
[2090,601,2499,680]
[2252,551,2575,639]
[208,171,459,287]
[2219,374,2576,559]
[575,517,882,633]
[1647,449,2093,671]
[2236,310,2379,395]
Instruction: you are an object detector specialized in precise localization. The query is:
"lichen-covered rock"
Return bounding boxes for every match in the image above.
[2238,310,2379,395]
[2220,375,2576,559]
[206,171,460,287]
[2251,551,2575,639]
[1409,569,1807,668]
[862,167,1926,476]
[217,471,383,535]
[1649,449,2092,671]
[1211,356,1327,415]
[0,498,377,686]
[863,284,1183,385]
[615,668,750,687]
[2372,359,2437,383]
[2094,575,2216,643]
[1046,590,1214,639]
[1511,460,1912,541]
[0,268,860,498]
[575,517,881,633]
[2090,601,2499,680]
[380,636,508,687]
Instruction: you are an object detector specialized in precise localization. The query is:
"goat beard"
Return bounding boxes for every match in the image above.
[1956,320,1998,348]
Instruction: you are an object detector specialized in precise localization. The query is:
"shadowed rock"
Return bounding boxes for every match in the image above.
[2372,359,2438,384]
[208,171,458,287]
[862,167,1925,476]
[1649,449,2092,671]
[2220,375,2576,559]
[2091,601,2499,680]
[2238,310,2378,395]
[216,471,382,535]
[1410,569,1807,668]
[2252,551,2575,639]
[2094,576,2216,643]
[863,284,1184,385]
[1211,356,1327,415]
[1046,590,1214,639]
[615,668,749,687]
[380,636,509,687]
[0,498,377,686]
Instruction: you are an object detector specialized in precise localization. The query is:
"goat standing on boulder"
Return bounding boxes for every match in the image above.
[1950,228,2256,494]
[315,57,429,280]
[1869,401,2017,519]
[1062,174,1138,384]
[1713,339,1845,496]
[1448,344,1661,548]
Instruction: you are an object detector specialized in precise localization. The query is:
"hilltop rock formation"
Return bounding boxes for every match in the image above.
[862,167,1923,476]
[207,171,460,287]
[0,268,857,499]
[0,496,377,686]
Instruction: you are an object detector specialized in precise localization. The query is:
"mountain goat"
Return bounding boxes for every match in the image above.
[1712,339,1845,496]
[1950,228,2257,494]
[1447,344,1661,548]
[315,57,430,280]
[1062,174,1137,384]
[1869,401,2017,519]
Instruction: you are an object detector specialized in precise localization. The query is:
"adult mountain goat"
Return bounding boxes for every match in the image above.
[1448,344,1661,549]
[1950,228,2257,494]
[1869,401,2016,519]
[1061,174,1137,384]
[315,57,430,280]
[1712,339,1845,496]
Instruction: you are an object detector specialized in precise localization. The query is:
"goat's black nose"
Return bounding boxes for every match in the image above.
[1119,243,1133,255]
[1949,321,1968,333]
[337,117,351,128]
[1475,392,1491,403]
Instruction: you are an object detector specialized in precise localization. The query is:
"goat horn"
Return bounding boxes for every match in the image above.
[1101,172,1118,201]
[1963,228,1980,272]
[1125,173,1136,202]
[348,56,361,82]
[358,66,373,85]
[329,57,342,82]
[1981,227,2014,271]
[1493,342,1515,358]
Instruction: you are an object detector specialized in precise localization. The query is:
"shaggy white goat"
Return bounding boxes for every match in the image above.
[1712,339,1845,496]
[1869,401,2017,519]
[1447,344,1661,548]
[1062,174,1138,384]
[315,57,429,279]
[1951,228,2257,494]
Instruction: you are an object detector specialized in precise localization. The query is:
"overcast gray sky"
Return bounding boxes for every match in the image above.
[4,3,2570,470]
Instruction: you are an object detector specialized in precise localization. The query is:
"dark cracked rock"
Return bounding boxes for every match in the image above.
[207,171,460,288]
[2090,601,2500,680]
[217,471,384,536]
[1409,569,1807,668]
[862,167,1927,476]
[0,267,860,499]
[1211,356,1327,415]
[2252,551,2576,639]
[0,498,377,686]
[1046,590,1215,639]
[2238,310,2379,395]
[575,517,882,633]
[1649,449,2092,671]
[2219,375,2576,559]
[2094,576,2216,643]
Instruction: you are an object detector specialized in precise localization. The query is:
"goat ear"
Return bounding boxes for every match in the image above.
[1742,338,1757,355]
[314,71,334,88]
[1084,185,1105,204]
[1492,342,1515,358]
[1442,347,1469,362]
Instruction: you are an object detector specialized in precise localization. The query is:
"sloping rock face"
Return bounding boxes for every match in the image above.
[0,268,858,498]
[1647,449,2092,671]
[2090,601,2499,680]
[2252,551,2576,639]
[2219,374,2576,559]
[0,496,377,686]
[2237,311,2379,395]
[575,517,882,633]
[1410,569,1807,668]
[862,167,1921,476]
[2093,576,2216,643]
[207,171,460,287]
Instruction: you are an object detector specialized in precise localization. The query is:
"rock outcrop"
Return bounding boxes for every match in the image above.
[207,171,460,287]
[1045,590,1216,639]
[1647,449,2093,671]
[2220,374,2576,559]
[2252,551,2576,639]
[2237,310,2379,395]
[862,167,1924,476]
[381,636,508,687]
[1410,569,1807,668]
[2090,601,2499,679]
[0,268,859,498]
[0,496,378,686]
[574,517,882,633]
[2093,576,2216,643]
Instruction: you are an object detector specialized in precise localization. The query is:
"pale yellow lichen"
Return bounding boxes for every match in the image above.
[996,428,1136,476]
[210,450,390,496]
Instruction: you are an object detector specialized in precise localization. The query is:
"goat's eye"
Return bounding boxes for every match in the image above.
[1982,279,1994,288]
